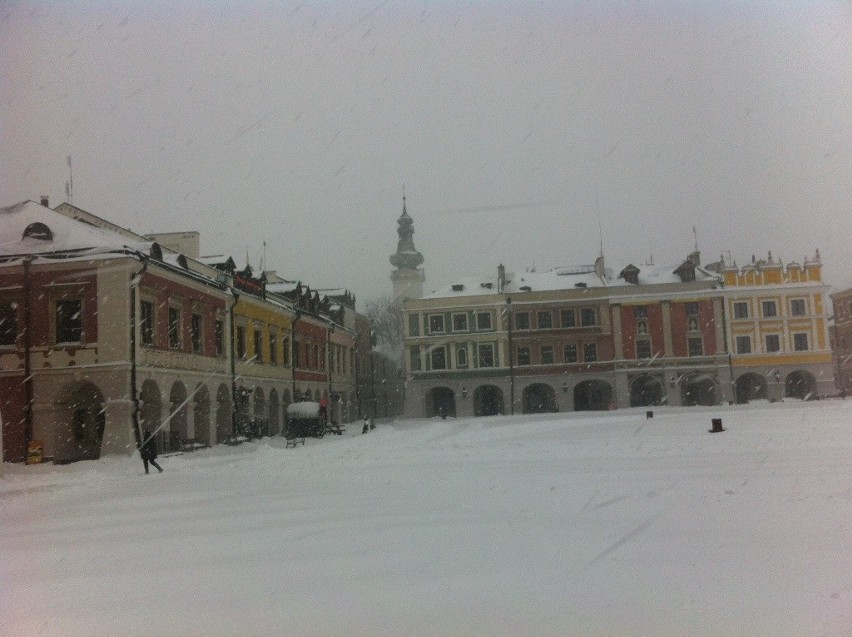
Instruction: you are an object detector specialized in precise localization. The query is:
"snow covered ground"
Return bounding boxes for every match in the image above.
[2,400,851,636]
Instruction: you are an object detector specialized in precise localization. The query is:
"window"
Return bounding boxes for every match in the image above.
[580,308,597,327]
[735,335,751,354]
[140,300,154,346]
[476,312,492,331]
[537,311,553,329]
[254,329,263,362]
[517,346,530,366]
[477,343,495,367]
[452,313,468,332]
[282,336,289,365]
[793,333,809,351]
[733,302,749,319]
[236,326,246,358]
[168,307,181,349]
[636,338,652,359]
[456,346,468,368]
[0,301,17,346]
[583,342,597,362]
[57,299,83,343]
[540,345,554,364]
[191,313,202,353]
[563,343,577,363]
[292,339,300,367]
[515,312,530,330]
[634,306,648,319]
[269,332,277,364]
[765,334,780,353]
[636,319,648,335]
[560,309,575,328]
[685,302,699,316]
[687,316,699,333]
[790,299,806,316]
[688,336,703,357]
[410,346,422,371]
[428,314,445,334]
[215,320,224,356]
[408,313,420,336]
[430,346,447,370]
[762,300,777,317]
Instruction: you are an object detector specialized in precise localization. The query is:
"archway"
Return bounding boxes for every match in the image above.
[268,389,280,436]
[474,385,504,416]
[235,386,251,436]
[629,374,665,407]
[216,383,232,442]
[139,379,162,437]
[680,373,717,406]
[574,380,613,411]
[786,370,816,400]
[735,373,767,404]
[56,380,105,462]
[522,383,556,414]
[169,382,189,443]
[281,389,292,436]
[426,387,456,418]
[252,387,266,437]
[193,384,211,445]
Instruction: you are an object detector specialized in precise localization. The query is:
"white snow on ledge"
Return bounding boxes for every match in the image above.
[2,400,851,635]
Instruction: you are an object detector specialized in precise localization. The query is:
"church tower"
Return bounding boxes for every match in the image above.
[390,193,425,301]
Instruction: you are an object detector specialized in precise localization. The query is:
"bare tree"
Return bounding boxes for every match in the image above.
[363,295,404,359]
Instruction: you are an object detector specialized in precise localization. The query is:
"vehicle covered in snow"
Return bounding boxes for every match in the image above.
[285,401,326,439]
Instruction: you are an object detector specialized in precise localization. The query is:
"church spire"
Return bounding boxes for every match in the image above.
[390,191,424,271]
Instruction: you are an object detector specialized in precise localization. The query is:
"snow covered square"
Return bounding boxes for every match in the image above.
[2,400,851,636]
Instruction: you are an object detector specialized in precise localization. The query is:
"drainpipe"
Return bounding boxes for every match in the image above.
[291,309,301,402]
[229,292,239,437]
[129,256,149,457]
[22,258,33,463]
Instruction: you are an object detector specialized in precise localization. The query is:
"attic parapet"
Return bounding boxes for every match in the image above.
[722,251,823,286]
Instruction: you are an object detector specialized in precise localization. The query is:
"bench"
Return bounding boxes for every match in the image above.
[180,438,209,452]
[285,436,306,448]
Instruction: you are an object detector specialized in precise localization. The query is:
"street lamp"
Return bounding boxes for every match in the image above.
[327,321,335,421]
[506,297,515,415]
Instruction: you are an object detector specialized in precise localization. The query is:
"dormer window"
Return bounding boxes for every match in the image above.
[22,222,53,241]
[620,264,640,285]
[674,261,696,282]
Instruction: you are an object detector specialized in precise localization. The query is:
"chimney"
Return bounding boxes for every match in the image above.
[40,195,49,207]
[497,263,506,294]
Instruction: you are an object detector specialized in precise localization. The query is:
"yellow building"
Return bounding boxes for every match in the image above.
[231,271,296,437]
[722,251,833,402]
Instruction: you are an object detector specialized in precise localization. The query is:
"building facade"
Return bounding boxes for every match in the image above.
[1,200,371,463]
[830,285,852,395]
[400,249,836,418]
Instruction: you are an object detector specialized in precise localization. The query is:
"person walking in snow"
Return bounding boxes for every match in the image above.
[141,430,163,474]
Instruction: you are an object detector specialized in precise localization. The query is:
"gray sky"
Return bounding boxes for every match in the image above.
[2,1,851,302]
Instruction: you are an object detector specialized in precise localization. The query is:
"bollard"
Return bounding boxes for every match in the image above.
[709,418,725,433]
[646,410,654,419]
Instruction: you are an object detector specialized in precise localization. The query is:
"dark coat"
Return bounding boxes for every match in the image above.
[141,435,158,460]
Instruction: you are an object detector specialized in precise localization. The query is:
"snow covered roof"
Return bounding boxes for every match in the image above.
[424,266,607,299]
[0,200,152,260]
[617,262,721,286]
[285,401,322,417]
[266,281,300,294]
[424,259,723,301]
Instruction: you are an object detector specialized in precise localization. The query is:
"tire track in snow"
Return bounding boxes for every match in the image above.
[589,510,667,565]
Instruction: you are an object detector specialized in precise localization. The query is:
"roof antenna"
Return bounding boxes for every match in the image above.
[692,225,698,253]
[65,155,74,204]
[595,190,604,259]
